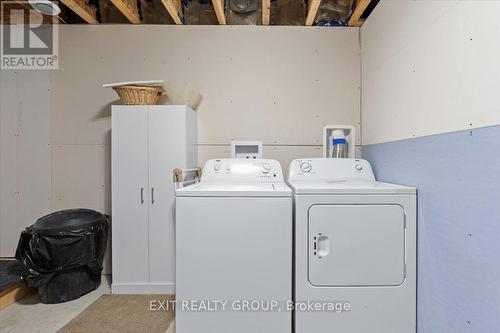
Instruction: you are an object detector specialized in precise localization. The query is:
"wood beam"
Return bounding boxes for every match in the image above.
[305,0,320,26]
[110,0,141,24]
[13,0,32,10]
[262,0,270,25]
[2,1,65,24]
[0,2,29,24]
[0,283,35,311]
[212,0,226,25]
[60,0,97,24]
[161,0,183,25]
[348,0,371,27]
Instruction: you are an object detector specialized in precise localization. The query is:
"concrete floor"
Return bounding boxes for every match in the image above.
[0,276,112,333]
[0,276,176,333]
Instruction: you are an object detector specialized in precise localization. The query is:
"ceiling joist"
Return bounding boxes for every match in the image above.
[262,0,270,25]
[348,0,371,27]
[13,0,31,10]
[161,0,183,25]
[110,0,141,24]
[305,0,321,26]
[212,0,226,25]
[59,0,97,24]
[14,0,55,22]
[4,0,378,26]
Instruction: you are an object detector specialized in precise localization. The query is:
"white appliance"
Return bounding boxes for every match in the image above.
[288,158,416,333]
[111,105,197,294]
[175,159,292,333]
[230,140,263,159]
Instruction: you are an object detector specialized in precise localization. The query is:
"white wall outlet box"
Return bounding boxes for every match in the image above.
[323,125,356,158]
[231,141,263,159]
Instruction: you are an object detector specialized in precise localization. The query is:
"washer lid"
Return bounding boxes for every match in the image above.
[287,179,415,195]
[176,182,292,197]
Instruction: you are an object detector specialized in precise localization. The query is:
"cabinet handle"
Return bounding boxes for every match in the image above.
[151,187,155,204]
[140,187,144,204]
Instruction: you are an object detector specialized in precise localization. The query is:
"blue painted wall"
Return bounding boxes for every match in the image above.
[363,125,500,333]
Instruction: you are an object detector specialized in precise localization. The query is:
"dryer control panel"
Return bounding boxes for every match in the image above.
[202,159,284,182]
[288,158,375,181]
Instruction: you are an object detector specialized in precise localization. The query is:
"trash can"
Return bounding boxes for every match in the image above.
[15,209,109,304]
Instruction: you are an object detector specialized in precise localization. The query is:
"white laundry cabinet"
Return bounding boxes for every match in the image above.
[111,105,197,293]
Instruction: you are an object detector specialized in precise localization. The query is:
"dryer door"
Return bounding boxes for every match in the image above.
[308,204,405,286]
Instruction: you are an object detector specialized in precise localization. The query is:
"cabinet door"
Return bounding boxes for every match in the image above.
[112,107,149,286]
[148,107,187,284]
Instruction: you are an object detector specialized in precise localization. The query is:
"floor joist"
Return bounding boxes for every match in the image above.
[161,0,183,25]
[348,0,371,27]
[262,0,270,25]
[13,0,31,10]
[60,0,97,24]
[13,0,66,23]
[305,0,321,26]
[212,0,226,25]
[110,0,141,24]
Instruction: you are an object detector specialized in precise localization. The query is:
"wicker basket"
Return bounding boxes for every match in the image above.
[112,85,164,105]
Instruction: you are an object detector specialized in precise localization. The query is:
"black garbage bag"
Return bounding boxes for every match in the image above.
[15,209,109,304]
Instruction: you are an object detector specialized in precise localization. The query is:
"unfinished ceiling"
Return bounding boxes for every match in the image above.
[0,0,378,26]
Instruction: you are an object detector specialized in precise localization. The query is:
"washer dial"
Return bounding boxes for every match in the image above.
[300,162,312,173]
[261,163,272,174]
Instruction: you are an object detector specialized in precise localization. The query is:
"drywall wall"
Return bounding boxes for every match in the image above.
[0,25,361,259]
[0,70,51,257]
[363,127,500,333]
[361,1,500,332]
[49,24,361,216]
[51,25,360,146]
[361,0,500,145]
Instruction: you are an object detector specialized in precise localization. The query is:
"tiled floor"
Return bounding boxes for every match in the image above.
[0,276,112,333]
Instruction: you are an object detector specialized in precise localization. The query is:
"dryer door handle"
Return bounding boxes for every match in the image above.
[315,235,330,258]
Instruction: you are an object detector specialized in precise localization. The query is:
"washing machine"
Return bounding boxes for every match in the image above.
[288,158,416,333]
[175,159,292,333]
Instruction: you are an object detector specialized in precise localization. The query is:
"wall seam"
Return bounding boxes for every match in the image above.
[359,27,363,148]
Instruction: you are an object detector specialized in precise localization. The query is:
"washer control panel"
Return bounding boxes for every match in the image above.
[288,158,375,181]
[203,159,284,182]
[299,161,313,173]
